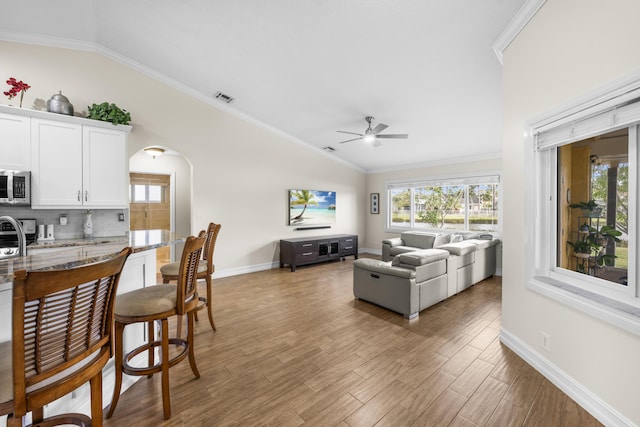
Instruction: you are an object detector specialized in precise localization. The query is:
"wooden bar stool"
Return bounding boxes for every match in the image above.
[0,247,132,427]
[107,235,205,420]
[160,222,221,333]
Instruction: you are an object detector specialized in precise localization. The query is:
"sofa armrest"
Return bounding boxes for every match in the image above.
[382,237,403,247]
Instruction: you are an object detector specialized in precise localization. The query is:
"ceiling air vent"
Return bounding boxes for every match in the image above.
[323,146,336,152]
[214,91,234,103]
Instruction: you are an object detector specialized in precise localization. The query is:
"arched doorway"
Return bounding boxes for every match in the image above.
[129,148,192,277]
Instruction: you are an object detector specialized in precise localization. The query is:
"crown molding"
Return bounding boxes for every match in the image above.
[492,0,547,65]
[0,30,96,52]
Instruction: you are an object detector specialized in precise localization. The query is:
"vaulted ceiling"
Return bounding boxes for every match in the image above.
[0,0,526,172]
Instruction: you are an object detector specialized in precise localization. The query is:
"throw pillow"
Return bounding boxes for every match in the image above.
[449,234,463,243]
[433,233,451,248]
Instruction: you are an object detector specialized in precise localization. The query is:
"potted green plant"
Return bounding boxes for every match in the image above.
[569,199,602,218]
[87,102,132,125]
[569,223,622,271]
[569,239,593,258]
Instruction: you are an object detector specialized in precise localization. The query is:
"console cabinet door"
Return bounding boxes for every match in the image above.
[31,118,83,207]
[0,112,30,170]
[83,125,128,207]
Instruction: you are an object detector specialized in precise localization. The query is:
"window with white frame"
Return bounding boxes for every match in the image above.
[387,175,500,233]
[526,78,640,320]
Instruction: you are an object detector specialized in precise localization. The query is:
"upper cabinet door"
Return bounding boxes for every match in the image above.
[0,112,30,170]
[83,126,128,208]
[31,118,83,207]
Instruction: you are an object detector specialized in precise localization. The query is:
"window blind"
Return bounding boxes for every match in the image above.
[387,174,500,190]
[534,89,640,150]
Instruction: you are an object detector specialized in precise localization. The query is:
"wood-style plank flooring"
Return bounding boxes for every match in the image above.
[104,255,602,427]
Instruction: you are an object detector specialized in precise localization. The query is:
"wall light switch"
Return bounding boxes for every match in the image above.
[118,213,125,222]
[59,214,67,226]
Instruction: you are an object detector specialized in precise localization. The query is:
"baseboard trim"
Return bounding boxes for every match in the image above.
[500,327,633,427]
[214,262,278,278]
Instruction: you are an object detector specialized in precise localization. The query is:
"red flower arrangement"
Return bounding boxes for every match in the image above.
[4,77,31,107]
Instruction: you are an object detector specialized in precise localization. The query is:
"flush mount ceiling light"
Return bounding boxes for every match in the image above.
[144,147,165,159]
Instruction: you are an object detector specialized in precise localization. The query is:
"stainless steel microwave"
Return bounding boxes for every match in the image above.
[0,170,31,206]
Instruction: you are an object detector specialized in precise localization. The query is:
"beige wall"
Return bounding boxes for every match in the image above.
[502,0,640,423]
[1,41,366,273]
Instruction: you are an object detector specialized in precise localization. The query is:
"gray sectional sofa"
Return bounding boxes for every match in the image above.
[354,231,500,319]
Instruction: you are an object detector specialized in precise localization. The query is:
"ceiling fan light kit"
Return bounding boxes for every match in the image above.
[337,116,408,147]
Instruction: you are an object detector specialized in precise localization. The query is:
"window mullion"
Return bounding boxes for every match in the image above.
[629,126,638,298]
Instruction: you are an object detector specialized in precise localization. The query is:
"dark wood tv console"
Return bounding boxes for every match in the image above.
[279,234,358,272]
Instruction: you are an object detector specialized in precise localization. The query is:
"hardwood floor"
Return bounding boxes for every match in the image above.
[104,255,602,427]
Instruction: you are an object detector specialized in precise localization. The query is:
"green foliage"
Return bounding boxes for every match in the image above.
[569,224,622,270]
[415,186,464,228]
[591,164,628,234]
[569,199,599,210]
[87,102,132,125]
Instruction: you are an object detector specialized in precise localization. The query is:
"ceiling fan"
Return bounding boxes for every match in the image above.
[336,116,408,147]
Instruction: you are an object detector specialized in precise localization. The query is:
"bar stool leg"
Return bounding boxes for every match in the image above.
[187,311,200,379]
[90,372,103,427]
[147,321,155,378]
[161,318,171,420]
[204,275,216,331]
[106,321,125,419]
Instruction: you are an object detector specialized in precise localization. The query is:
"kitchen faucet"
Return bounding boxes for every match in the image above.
[0,215,26,257]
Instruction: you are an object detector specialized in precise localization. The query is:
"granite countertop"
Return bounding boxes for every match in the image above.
[0,230,185,286]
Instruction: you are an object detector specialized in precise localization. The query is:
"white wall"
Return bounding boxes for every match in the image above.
[1,41,366,274]
[502,0,640,424]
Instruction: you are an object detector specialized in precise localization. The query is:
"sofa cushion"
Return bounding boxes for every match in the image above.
[389,246,422,258]
[433,233,451,248]
[400,231,437,249]
[438,241,477,256]
[465,238,499,250]
[392,248,450,266]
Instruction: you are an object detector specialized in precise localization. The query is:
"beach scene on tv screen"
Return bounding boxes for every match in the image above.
[289,189,336,225]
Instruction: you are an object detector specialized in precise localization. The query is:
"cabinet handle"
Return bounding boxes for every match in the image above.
[77,190,81,201]
[302,252,313,256]
[85,190,88,202]
[302,244,312,247]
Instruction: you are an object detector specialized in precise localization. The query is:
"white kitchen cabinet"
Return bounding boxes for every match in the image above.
[31,118,83,207]
[83,126,128,207]
[31,119,129,209]
[0,112,30,170]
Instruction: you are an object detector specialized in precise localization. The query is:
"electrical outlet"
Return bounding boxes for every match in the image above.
[542,332,551,352]
[59,214,67,225]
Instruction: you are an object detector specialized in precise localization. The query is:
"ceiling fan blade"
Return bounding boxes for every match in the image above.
[336,130,363,136]
[376,134,408,139]
[339,137,363,144]
[371,123,388,134]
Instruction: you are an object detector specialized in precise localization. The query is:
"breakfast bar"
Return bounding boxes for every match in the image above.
[0,230,186,423]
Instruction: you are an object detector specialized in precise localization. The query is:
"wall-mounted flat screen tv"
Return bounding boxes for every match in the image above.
[288,189,336,226]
